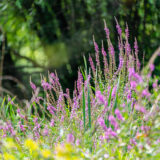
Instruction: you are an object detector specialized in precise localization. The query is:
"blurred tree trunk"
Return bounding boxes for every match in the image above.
[0,27,5,96]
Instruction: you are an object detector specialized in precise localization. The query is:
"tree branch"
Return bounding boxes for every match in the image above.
[11,50,47,69]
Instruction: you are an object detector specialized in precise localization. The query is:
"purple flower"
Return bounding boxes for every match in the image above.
[110,45,115,56]
[140,107,147,113]
[77,71,83,92]
[115,109,124,121]
[50,119,54,127]
[130,138,137,146]
[101,44,107,56]
[30,81,36,91]
[57,92,64,111]
[35,97,43,103]
[125,42,131,55]
[8,96,14,105]
[89,55,96,74]
[108,115,118,130]
[134,38,138,54]
[98,117,107,131]
[96,91,106,105]
[8,96,11,102]
[104,20,110,39]
[43,125,49,136]
[17,109,25,119]
[33,117,38,123]
[47,105,57,115]
[127,145,132,150]
[104,127,117,140]
[122,103,125,108]
[141,126,150,132]
[66,133,75,143]
[156,139,160,143]
[99,135,104,141]
[128,67,135,79]
[33,118,41,138]
[135,104,146,113]
[142,89,151,98]
[115,19,122,37]
[128,67,142,82]
[18,121,25,132]
[41,80,52,90]
[130,81,137,90]
[50,73,60,86]
[127,90,132,100]
[102,44,109,73]
[112,85,117,97]
[93,36,100,67]
[118,55,123,71]
[152,82,157,88]
[76,139,80,146]
[61,115,64,122]
[104,154,109,158]
[4,121,16,136]
[149,64,155,72]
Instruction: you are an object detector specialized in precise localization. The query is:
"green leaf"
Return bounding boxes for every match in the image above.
[108,87,113,107]
[87,79,91,129]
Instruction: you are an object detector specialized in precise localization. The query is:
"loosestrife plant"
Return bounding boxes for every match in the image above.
[0,20,160,160]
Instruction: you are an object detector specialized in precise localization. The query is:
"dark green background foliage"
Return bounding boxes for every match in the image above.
[0,0,159,99]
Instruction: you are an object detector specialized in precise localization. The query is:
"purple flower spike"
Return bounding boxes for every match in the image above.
[135,104,146,113]
[142,89,151,98]
[108,115,118,130]
[93,36,100,67]
[134,38,138,54]
[8,96,14,105]
[19,121,25,132]
[67,133,75,143]
[127,145,132,150]
[152,82,157,88]
[41,80,52,90]
[110,45,115,56]
[50,119,54,127]
[118,55,123,70]
[130,138,137,146]
[112,85,117,97]
[89,55,96,74]
[104,20,110,39]
[30,81,36,91]
[130,81,137,90]
[115,109,124,121]
[96,91,106,105]
[115,18,122,37]
[102,44,107,57]
[47,105,57,115]
[149,64,155,72]
[43,125,49,136]
[76,139,80,146]
[125,42,131,55]
[98,117,107,131]
[105,127,117,140]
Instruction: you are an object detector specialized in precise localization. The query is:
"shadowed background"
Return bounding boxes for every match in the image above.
[0,0,159,100]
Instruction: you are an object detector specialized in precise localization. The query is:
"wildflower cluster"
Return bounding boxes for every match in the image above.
[0,20,160,159]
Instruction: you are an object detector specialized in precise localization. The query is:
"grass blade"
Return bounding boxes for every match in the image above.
[87,81,91,129]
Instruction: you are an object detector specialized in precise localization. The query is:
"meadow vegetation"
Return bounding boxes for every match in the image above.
[0,20,160,160]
